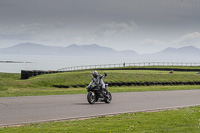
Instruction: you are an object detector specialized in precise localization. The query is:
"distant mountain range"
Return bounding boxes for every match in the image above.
[156,46,200,55]
[0,43,137,57]
[0,43,200,58]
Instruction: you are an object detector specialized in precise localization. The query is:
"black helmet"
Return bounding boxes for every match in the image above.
[92,71,98,78]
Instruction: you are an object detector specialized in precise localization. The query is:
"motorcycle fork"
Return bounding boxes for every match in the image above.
[93,90,98,102]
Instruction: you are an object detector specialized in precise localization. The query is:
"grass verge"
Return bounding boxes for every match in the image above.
[1,106,200,132]
[1,68,200,97]
[1,85,200,97]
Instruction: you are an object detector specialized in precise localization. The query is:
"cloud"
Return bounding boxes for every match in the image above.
[142,32,200,47]
[0,22,71,41]
[95,21,138,37]
[142,39,167,46]
[136,39,169,53]
[141,32,200,48]
[0,23,45,39]
[137,32,200,54]
[172,32,200,47]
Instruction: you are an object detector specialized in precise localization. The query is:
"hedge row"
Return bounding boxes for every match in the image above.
[53,81,200,88]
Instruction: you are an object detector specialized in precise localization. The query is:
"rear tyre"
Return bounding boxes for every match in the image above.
[87,91,96,104]
[105,92,112,103]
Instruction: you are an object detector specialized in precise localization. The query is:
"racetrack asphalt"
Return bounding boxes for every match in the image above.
[1,89,200,126]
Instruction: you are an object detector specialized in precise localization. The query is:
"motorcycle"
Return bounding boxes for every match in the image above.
[87,84,112,104]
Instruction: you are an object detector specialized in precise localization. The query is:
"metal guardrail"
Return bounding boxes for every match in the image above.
[57,62,200,71]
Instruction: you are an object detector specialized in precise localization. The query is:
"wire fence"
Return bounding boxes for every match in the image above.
[57,62,200,71]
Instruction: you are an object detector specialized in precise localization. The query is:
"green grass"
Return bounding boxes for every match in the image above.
[1,106,200,132]
[22,70,200,87]
[1,68,200,132]
[109,85,200,93]
[1,85,200,97]
[1,69,200,97]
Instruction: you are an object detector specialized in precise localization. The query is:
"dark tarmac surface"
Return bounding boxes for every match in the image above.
[1,90,200,126]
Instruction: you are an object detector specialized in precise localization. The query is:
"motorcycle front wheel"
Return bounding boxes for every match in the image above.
[87,91,96,104]
[105,92,112,103]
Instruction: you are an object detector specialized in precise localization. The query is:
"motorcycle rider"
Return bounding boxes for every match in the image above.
[86,70,108,95]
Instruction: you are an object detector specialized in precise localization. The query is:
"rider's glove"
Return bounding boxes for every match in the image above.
[104,73,107,77]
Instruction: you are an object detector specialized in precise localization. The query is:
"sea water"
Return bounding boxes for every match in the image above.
[0,54,199,73]
[0,55,136,73]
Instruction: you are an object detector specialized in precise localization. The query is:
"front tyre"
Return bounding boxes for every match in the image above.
[87,91,96,104]
[105,92,112,103]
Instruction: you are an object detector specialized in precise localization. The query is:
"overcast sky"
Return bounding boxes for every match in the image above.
[0,0,200,53]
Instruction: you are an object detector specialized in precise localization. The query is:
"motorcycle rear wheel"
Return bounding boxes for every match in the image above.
[87,91,96,104]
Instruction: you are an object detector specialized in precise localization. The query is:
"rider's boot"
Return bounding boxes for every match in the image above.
[103,88,109,98]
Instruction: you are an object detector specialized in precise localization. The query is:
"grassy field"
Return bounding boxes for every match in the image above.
[1,85,200,97]
[1,106,200,132]
[1,67,200,132]
[26,70,200,87]
[1,68,200,97]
